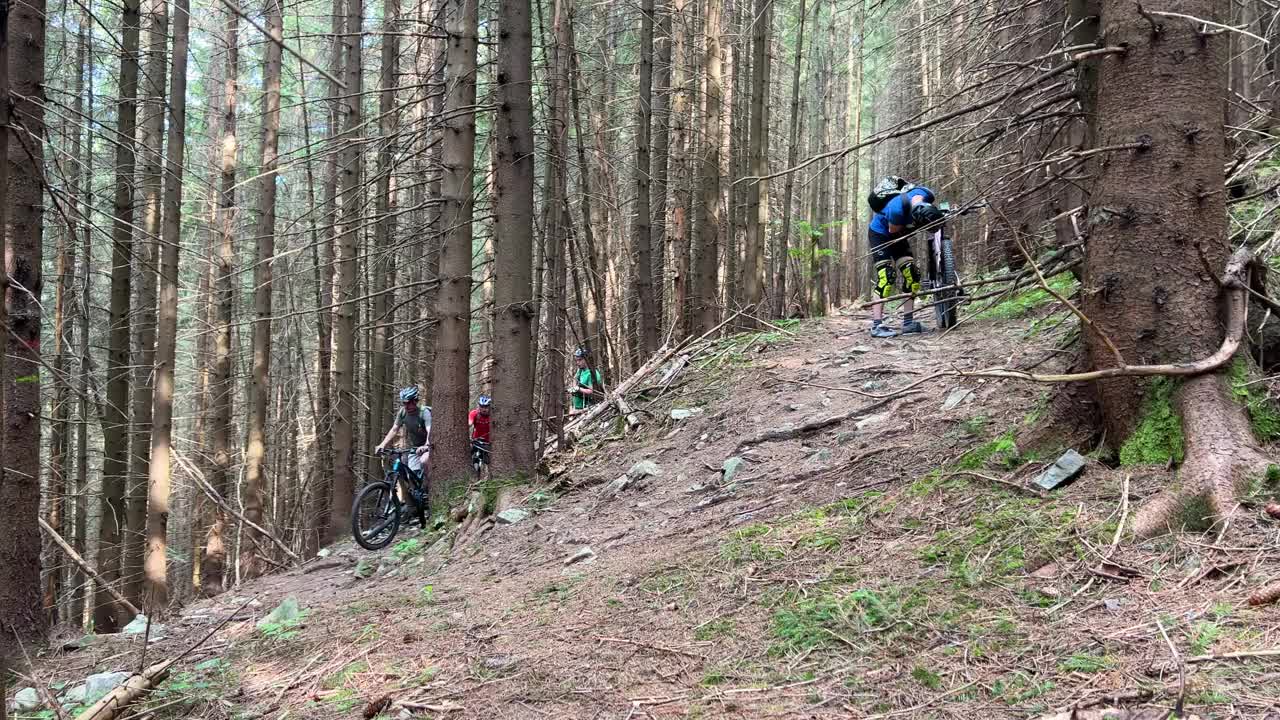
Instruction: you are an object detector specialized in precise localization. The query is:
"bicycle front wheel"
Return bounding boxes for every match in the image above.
[352,480,401,550]
[934,237,960,329]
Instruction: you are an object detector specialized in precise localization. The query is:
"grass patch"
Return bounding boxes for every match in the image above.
[1119,378,1184,466]
[911,665,943,690]
[695,617,737,640]
[953,432,1022,471]
[1058,651,1112,674]
[770,586,925,655]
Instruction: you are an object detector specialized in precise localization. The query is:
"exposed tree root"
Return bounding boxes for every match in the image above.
[1131,373,1271,538]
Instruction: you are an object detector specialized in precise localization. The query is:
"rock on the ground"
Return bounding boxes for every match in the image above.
[354,558,376,579]
[316,547,332,558]
[10,687,40,712]
[834,431,857,445]
[84,671,132,704]
[856,413,889,431]
[808,448,833,465]
[378,555,402,575]
[721,457,746,485]
[671,407,704,420]
[564,546,595,565]
[121,613,166,639]
[257,596,303,629]
[1033,449,1087,490]
[496,508,530,524]
[62,683,88,705]
[942,387,974,411]
[482,655,519,673]
[627,460,661,480]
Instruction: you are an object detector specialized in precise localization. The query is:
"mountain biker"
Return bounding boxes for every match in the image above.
[374,386,432,483]
[568,348,604,412]
[468,394,492,469]
[866,175,946,338]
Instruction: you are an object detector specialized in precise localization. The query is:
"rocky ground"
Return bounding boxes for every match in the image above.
[9,293,1280,719]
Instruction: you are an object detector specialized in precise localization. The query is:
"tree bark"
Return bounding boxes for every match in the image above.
[71,10,93,625]
[669,0,690,335]
[693,0,724,334]
[123,0,168,612]
[206,0,240,596]
[242,0,284,580]
[145,0,189,613]
[493,0,537,476]
[632,0,660,355]
[331,0,365,536]
[430,0,479,500]
[0,0,47,646]
[651,2,673,334]
[97,0,142,631]
[740,0,771,319]
[774,0,807,319]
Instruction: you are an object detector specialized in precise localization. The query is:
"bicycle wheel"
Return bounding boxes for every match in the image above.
[352,480,401,550]
[934,237,960,329]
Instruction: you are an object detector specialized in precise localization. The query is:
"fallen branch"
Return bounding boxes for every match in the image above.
[944,470,1045,497]
[74,599,251,720]
[38,517,141,619]
[1185,647,1280,663]
[734,393,917,451]
[172,448,300,564]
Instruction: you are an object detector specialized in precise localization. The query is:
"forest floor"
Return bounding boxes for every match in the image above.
[13,294,1280,719]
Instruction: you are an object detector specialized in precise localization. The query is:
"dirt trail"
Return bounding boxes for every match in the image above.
[16,307,1280,719]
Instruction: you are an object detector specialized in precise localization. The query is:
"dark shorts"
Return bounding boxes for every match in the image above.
[869,229,913,266]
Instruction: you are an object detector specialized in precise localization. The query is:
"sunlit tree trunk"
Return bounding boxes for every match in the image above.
[243,0,284,578]
[774,0,806,319]
[97,0,142,630]
[693,0,724,334]
[740,0,770,319]
[145,0,190,611]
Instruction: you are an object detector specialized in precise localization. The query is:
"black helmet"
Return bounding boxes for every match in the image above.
[398,386,420,403]
[867,175,914,214]
[910,202,945,229]
[574,347,588,359]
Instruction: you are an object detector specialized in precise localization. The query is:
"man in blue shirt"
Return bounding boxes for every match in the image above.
[865,176,946,338]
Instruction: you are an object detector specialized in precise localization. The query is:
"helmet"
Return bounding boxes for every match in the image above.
[910,202,945,229]
[867,176,914,214]
[574,347,588,359]
[478,394,491,407]
[398,386,420,403]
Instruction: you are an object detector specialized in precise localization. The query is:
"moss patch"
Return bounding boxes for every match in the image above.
[1119,378,1185,466]
[976,274,1078,321]
[954,432,1021,471]
[1229,358,1280,442]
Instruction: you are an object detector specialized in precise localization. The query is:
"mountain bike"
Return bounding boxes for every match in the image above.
[351,447,428,551]
[924,201,983,329]
[470,439,491,480]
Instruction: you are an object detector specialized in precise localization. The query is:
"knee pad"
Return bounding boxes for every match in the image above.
[874,261,896,299]
[897,257,921,294]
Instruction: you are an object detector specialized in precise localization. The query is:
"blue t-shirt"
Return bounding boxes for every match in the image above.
[869,187,935,237]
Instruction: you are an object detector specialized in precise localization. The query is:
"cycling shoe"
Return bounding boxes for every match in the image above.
[900,320,925,334]
[870,325,898,339]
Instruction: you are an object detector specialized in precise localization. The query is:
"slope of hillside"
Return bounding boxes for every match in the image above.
[12,301,1280,720]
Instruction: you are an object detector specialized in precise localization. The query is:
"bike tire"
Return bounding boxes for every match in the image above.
[352,480,401,550]
[934,237,960,329]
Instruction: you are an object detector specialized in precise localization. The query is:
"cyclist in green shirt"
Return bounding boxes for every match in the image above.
[568,348,604,412]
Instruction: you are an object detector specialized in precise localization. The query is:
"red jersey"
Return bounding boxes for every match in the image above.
[469,408,491,442]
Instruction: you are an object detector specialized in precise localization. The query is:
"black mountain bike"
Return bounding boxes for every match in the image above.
[924,201,983,329]
[470,439,491,480]
[351,447,428,550]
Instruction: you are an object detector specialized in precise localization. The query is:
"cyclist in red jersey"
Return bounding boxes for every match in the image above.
[468,394,492,443]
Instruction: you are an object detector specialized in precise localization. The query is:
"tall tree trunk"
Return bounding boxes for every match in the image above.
[651,2,673,334]
[309,0,346,553]
[740,0,770,319]
[430,0,479,499]
[145,0,190,611]
[97,0,142,631]
[206,0,240,595]
[331,0,365,535]
[243,0,284,579]
[693,0,724,334]
[774,0,806,319]
[632,0,660,355]
[124,0,168,611]
[368,0,400,497]
[1085,0,1228,439]
[669,0,690,335]
[494,0,537,476]
[71,12,93,625]
[0,0,47,647]
[540,0,571,450]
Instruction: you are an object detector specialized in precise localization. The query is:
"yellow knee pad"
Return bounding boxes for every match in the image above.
[874,262,896,299]
[897,257,921,294]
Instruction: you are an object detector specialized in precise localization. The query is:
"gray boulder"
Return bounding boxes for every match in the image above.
[10,688,40,712]
[84,671,132,704]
